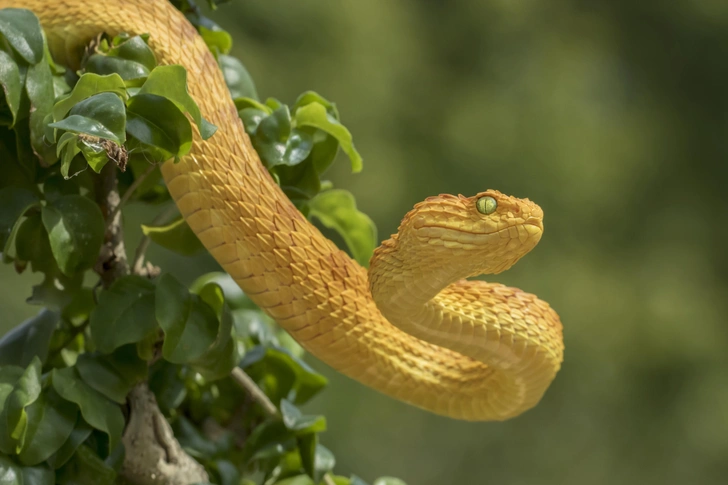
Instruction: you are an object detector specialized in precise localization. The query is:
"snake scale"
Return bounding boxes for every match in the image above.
[2,0,564,421]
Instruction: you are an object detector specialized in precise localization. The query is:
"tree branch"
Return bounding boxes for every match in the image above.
[230,367,279,417]
[94,162,129,288]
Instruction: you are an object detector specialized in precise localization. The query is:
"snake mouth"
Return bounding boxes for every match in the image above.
[418,219,542,237]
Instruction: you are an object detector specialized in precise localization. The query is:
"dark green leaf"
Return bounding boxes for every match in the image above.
[0,186,39,255]
[47,418,93,469]
[148,361,186,414]
[280,400,326,435]
[0,309,58,367]
[49,92,127,145]
[294,102,362,172]
[308,190,377,267]
[107,35,156,71]
[126,93,193,160]
[25,49,56,164]
[75,345,148,404]
[189,272,253,310]
[51,367,124,451]
[219,54,257,100]
[137,65,216,139]
[253,106,313,168]
[140,215,204,256]
[89,275,157,354]
[55,444,116,485]
[238,107,267,135]
[0,8,43,64]
[190,283,237,380]
[51,73,126,122]
[15,212,56,273]
[155,273,219,364]
[41,194,105,276]
[240,346,327,405]
[21,464,54,485]
[17,389,77,466]
[0,50,21,125]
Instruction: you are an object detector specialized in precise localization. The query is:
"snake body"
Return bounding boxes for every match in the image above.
[4,0,564,421]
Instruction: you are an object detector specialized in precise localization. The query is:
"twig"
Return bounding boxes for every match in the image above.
[107,163,157,225]
[324,473,338,485]
[230,367,279,417]
[132,203,178,275]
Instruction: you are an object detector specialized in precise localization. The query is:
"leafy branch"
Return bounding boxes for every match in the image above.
[0,2,403,485]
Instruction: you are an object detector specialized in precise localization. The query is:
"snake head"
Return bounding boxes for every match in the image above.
[394,190,544,276]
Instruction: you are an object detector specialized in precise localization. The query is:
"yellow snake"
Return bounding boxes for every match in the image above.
[4,0,564,421]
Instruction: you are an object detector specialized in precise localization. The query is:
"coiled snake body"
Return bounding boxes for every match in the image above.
[4,0,564,421]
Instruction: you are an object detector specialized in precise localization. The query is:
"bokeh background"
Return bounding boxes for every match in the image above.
[2,1,728,484]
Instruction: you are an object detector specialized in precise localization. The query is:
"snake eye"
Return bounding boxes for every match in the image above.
[476,196,497,215]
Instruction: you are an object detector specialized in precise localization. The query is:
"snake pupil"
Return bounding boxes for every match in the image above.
[476,196,497,215]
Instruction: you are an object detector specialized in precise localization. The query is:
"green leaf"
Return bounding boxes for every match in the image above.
[292,91,339,120]
[252,106,314,168]
[49,92,127,145]
[15,213,56,273]
[52,73,126,122]
[41,194,105,276]
[75,345,148,404]
[17,389,77,466]
[280,399,326,435]
[274,476,315,485]
[0,8,43,64]
[89,275,158,354]
[298,437,334,485]
[308,190,377,267]
[51,367,124,451]
[294,102,362,172]
[0,186,40,255]
[55,444,116,485]
[0,309,58,367]
[235,97,272,115]
[200,26,232,55]
[25,50,57,164]
[140,215,204,256]
[46,418,93,469]
[373,478,407,485]
[155,273,220,364]
[190,272,253,310]
[238,107,268,135]
[21,464,54,485]
[218,54,257,100]
[137,65,216,139]
[190,282,237,380]
[0,357,42,455]
[0,50,21,125]
[240,346,328,405]
[126,93,193,160]
[0,455,22,485]
[106,35,156,71]
[147,361,186,414]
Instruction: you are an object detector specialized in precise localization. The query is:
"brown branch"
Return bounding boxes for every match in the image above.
[231,367,279,417]
[94,162,129,288]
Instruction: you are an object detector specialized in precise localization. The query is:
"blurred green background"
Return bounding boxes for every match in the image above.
[3,0,728,483]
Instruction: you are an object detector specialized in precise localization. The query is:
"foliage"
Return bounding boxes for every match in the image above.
[0,3,396,485]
